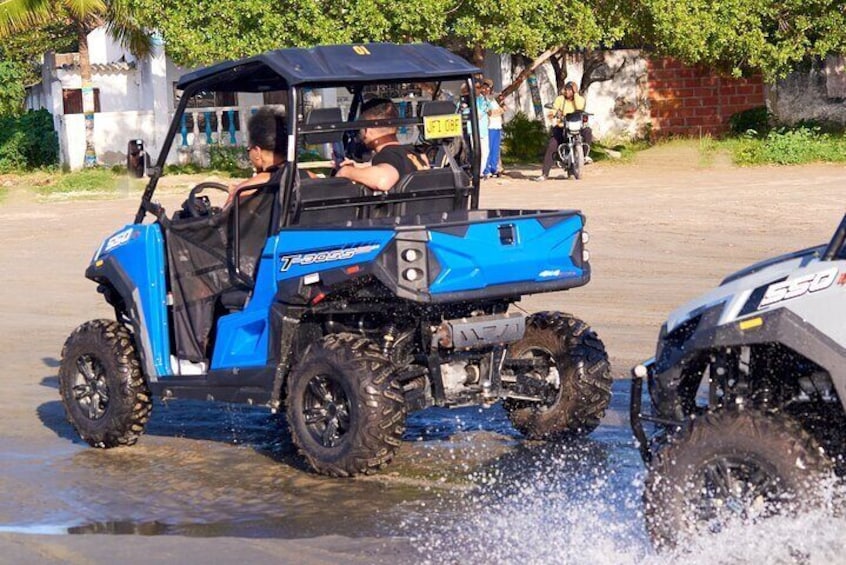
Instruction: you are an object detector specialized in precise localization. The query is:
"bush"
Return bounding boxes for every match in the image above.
[165,163,203,175]
[0,109,59,172]
[793,118,845,135]
[209,143,250,173]
[729,126,846,165]
[502,112,547,163]
[728,106,772,137]
[0,61,26,117]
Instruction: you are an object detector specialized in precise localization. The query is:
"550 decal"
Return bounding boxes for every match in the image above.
[758,267,839,308]
[279,243,381,272]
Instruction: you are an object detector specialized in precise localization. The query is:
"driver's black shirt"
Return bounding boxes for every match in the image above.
[372,144,428,181]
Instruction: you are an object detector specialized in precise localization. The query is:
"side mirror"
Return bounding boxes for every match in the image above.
[145,151,155,177]
[126,139,146,178]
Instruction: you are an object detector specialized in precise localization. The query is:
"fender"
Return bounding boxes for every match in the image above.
[652,307,846,412]
[85,224,170,379]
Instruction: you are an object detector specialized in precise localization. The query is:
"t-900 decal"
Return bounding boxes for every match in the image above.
[759,267,839,308]
[279,243,381,272]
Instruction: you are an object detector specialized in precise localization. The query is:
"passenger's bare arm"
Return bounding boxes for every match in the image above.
[335,161,399,192]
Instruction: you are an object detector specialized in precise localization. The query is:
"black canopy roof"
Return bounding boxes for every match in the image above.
[176,43,480,93]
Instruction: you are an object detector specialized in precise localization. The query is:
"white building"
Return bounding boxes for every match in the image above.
[25,28,279,170]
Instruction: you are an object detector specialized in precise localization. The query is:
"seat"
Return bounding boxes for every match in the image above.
[295,177,366,226]
[302,107,344,145]
[219,288,250,311]
[393,168,469,217]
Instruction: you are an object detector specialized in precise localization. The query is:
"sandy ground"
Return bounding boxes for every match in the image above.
[0,145,843,562]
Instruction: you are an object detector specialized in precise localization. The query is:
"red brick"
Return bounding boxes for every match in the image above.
[719,84,738,95]
[701,95,720,107]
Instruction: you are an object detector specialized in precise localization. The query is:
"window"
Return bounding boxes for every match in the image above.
[62,88,101,114]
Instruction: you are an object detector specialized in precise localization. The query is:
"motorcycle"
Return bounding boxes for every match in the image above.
[546,104,591,180]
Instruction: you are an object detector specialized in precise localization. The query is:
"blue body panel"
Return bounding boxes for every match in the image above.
[93,224,170,377]
[210,229,396,370]
[93,215,583,374]
[429,215,584,294]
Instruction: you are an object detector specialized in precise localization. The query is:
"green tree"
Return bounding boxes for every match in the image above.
[451,0,605,62]
[0,62,26,117]
[126,0,846,96]
[132,0,454,67]
[641,0,846,80]
[0,0,152,166]
[0,19,76,117]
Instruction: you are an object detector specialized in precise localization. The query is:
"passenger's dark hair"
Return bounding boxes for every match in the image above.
[248,106,287,154]
[360,98,398,120]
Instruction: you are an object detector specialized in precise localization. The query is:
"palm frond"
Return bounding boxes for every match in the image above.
[63,0,105,21]
[105,0,152,58]
[0,0,52,35]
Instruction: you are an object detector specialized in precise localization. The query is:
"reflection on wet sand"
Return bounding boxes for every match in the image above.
[9,387,630,541]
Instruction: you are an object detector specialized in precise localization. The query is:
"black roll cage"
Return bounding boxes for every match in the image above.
[135,75,483,227]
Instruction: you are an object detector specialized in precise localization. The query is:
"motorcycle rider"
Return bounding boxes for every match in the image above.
[535,81,593,182]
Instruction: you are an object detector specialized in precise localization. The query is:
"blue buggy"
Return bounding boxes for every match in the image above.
[59,43,611,476]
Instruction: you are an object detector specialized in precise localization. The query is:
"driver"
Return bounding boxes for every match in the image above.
[227,106,312,205]
[335,98,428,192]
[535,81,593,182]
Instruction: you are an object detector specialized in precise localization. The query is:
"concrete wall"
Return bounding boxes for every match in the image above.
[487,50,769,140]
[59,111,155,168]
[487,50,652,141]
[768,56,846,126]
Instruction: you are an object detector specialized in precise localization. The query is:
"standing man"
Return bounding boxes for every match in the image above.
[535,81,593,182]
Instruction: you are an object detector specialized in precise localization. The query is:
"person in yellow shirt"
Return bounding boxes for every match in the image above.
[552,82,586,120]
[536,81,593,181]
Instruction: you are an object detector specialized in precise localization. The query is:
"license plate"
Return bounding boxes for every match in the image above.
[423,114,462,139]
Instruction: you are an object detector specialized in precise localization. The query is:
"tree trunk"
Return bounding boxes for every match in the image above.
[472,43,485,76]
[497,46,562,103]
[548,49,569,93]
[78,21,97,168]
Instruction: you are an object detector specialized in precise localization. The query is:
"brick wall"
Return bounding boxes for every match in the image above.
[647,57,766,136]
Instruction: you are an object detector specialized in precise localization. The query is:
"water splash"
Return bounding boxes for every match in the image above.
[404,440,846,564]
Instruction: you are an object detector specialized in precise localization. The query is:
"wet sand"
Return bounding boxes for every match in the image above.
[0,147,843,562]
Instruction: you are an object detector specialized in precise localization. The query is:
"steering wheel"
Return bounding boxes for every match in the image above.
[186,181,230,217]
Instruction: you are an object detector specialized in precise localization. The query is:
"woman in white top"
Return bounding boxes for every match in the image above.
[481,79,506,178]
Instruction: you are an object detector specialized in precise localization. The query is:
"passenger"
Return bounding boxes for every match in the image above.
[335,98,428,192]
[227,106,311,205]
